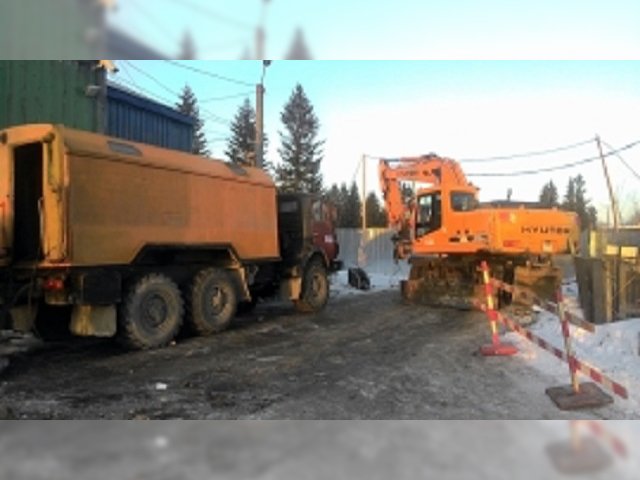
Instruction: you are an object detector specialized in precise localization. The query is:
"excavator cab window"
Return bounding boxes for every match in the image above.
[451,192,477,212]
[416,192,441,237]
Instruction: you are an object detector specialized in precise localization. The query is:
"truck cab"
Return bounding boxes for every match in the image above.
[277,193,340,271]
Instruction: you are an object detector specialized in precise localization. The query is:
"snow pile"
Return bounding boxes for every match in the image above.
[505,279,640,417]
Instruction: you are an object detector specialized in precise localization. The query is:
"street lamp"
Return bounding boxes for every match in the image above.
[255,60,271,169]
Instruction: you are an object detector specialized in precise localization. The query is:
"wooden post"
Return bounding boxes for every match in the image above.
[604,257,613,323]
[596,136,620,232]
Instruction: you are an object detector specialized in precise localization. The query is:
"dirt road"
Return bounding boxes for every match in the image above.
[0,290,629,419]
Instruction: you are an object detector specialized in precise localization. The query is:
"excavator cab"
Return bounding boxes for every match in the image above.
[415,191,442,238]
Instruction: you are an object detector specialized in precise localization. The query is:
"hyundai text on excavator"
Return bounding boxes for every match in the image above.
[378,154,579,307]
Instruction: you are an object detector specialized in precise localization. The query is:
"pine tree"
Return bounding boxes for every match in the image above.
[275,84,324,193]
[325,183,341,220]
[561,175,597,231]
[176,84,209,156]
[225,98,268,165]
[343,182,363,228]
[365,192,387,228]
[539,180,559,207]
[338,182,350,228]
[562,177,577,212]
[574,174,597,230]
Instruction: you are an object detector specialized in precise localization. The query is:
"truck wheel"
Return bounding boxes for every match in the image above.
[118,274,183,350]
[294,259,329,313]
[187,268,237,335]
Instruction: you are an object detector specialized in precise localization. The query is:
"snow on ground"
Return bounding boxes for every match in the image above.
[330,261,410,298]
[505,278,640,418]
[330,262,640,417]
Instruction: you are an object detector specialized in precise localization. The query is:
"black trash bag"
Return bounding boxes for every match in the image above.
[348,267,371,291]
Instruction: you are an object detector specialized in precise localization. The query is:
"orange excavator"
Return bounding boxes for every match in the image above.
[379,154,579,307]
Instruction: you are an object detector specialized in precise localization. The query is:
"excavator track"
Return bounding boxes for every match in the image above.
[401,256,479,309]
[401,255,562,311]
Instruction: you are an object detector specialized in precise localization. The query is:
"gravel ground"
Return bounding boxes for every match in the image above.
[0,289,631,419]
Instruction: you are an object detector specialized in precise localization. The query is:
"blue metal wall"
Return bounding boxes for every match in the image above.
[106,85,194,153]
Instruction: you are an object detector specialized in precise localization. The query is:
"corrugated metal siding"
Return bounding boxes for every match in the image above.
[106,85,194,153]
[0,60,100,131]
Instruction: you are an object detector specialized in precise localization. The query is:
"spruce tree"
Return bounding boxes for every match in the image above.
[365,192,387,228]
[338,183,350,227]
[539,180,559,207]
[574,174,597,230]
[176,84,209,156]
[344,182,363,228]
[225,98,268,166]
[562,177,577,212]
[561,175,597,230]
[275,84,324,193]
[325,183,342,222]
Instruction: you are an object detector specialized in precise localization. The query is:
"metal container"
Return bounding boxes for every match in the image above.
[106,84,194,153]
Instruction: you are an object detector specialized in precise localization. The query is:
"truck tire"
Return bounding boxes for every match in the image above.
[294,259,329,313]
[186,268,237,335]
[118,274,184,350]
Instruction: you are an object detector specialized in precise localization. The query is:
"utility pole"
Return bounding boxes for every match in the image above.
[254,60,271,168]
[596,135,620,231]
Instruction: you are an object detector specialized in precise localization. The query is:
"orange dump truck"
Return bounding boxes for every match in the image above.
[0,124,340,349]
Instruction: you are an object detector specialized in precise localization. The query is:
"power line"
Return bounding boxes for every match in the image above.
[200,91,253,103]
[124,60,179,97]
[110,77,175,107]
[118,62,143,92]
[200,110,231,126]
[122,61,232,125]
[459,137,596,163]
[601,139,640,182]
[163,60,254,88]
[466,140,640,177]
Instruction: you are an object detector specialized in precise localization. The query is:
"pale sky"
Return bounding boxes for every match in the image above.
[113,60,640,222]
[109,1,640,60]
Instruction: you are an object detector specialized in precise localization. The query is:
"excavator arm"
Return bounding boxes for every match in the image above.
[378,154,475,233]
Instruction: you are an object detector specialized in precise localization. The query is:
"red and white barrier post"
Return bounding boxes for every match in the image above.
[476,266,628,409]
[545,287,615,410]
[479,261,517,356]
[557,289,580,394]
